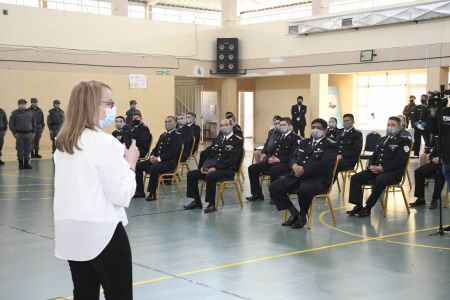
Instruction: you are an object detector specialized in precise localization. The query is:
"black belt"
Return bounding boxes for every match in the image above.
[15,130,32,134]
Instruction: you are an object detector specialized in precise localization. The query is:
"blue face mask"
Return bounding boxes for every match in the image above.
[99,106,117,129]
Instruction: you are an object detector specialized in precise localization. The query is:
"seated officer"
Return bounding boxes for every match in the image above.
[112,116,126,144]
[326,117,341,141]
[410,145,445,209]
[176,113,194,162]
[347,116,410,217]
[254,115,282,164]
[184,119,243,213]
[334,114,363,180]
[131,111,152,158]
[247,117,298,202]
[134,116,182,201]
[269,118,337,229]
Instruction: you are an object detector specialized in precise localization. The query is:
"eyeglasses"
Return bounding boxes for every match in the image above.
[102,100,114,108]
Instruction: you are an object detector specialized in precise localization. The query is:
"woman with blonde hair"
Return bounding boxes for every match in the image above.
[53,80,139,299]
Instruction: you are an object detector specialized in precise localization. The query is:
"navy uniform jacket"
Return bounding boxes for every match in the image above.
[112,130,124,144]
[131,122,152,158]
[9,108,35,134]
[267,132,299,163]
[203,134,243,172]
[412,104,430,130]
[0,108,7,131]
[368,135,410,177]
[47,108,65,132]
[326,127,342,141]
[289,137,338,187]
[337,127,363,163]
[291,104,307,126]
[29,106,45,128]
[188,122,201,153]
[233,124,243,137]
[150,130,182,163]
[176,124,194,160]
[262,128,281,154]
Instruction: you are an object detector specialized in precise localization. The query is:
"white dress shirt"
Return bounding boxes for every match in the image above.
[53,128,136,261]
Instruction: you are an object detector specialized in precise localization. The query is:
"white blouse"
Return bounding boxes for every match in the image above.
[53,128,136,261]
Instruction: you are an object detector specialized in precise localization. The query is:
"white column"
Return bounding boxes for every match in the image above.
[111,0,128,17]
[222,0,238,26]
[310,73,329,127]
[312,0,330,16]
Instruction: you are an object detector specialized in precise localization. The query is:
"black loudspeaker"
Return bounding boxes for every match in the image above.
[216,38,239,74]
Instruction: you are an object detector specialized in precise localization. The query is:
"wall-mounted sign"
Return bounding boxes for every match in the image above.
[129,74,147,89]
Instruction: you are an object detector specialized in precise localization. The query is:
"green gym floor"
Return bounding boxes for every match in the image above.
[0,142,449,300]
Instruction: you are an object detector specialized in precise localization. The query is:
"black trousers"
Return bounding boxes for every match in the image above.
[68,223,132,300]
[135,160,176,194]
[32,125,43,153]
[248,161,290,196]
[413,128,430,156]
[269,175,326,213]
[15,133,32,159]
[349,170,401,207]
[51,128,61,153]
[414,162,445,200]
[186,169,234,207]
[293,122,305,138]
[0,130,4,157]
[333,159,358,182]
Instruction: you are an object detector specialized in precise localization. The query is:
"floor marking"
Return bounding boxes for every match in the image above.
[0,189,54,194]
[318,207,450,251]
[1,173,54,180]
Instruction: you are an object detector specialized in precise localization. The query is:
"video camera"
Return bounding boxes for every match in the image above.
[428,84,450,108]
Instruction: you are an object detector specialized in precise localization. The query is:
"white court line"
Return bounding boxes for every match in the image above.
[0,199,12,201]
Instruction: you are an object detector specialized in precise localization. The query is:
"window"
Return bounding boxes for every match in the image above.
[356,72,426,129]
[47,0,111,16]
[0,0,39,7]
[240,4,312,25]
[151,6,221,25]
[329,0,417,14]
[128,1,145,19]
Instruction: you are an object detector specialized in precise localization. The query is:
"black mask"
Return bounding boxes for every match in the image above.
[421,100,427,105]
[132,119,141,126]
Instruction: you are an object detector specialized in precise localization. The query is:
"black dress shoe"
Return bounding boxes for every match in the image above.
[35,154,42,158]
[246,194,264,202]
[409,198,426,207]
[204,205,217,213]
[0,160,4,166]
[133,193,146,198]
[184,200,203,210]
[346,205,363,216]
[291,214,307,229]
[356,206,371,217]
[429,199,439,209]
[282,214,299,226]
[145,193,157,201]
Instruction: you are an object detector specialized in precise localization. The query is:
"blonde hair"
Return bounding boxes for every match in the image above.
[56,80,111,154]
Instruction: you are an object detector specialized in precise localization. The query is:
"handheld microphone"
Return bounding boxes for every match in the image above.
[122,124,132,149]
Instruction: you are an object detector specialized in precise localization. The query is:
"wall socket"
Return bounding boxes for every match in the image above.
[3,9,8,15]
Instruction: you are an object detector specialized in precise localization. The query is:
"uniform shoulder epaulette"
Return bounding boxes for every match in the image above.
[235,135,243,140]
[327,138,337,144]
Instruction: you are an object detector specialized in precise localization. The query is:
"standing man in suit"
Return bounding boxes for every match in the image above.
[133,116,182,201]
[247,117,299,202]
[186,112,201,154]
[176,113,194,162]
[291,96,307,138]
[130,111,152,159]
[347,116,410,217]
[184,119,244,213]
[269,118,337,229]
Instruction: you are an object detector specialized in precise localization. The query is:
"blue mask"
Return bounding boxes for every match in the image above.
[99,106,117,129]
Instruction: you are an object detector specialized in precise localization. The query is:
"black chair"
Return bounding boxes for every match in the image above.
[359,131,381,169]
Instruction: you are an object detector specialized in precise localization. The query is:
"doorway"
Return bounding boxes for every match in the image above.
[238,92,254,139]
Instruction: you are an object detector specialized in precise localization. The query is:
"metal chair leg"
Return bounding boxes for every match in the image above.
[235,180,243,208]
[326,195,337,226]
[174,175,184,197]
[400,186,410,214]
[406,170,412,189]
[282,210,287,222]
[307,197,316,229]
[381,189,388,217]
[193,156,199,168]
[199,181,205,198]
[156,176,162,199]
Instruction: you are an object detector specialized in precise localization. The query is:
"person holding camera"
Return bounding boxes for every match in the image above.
[53,81,139,300]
